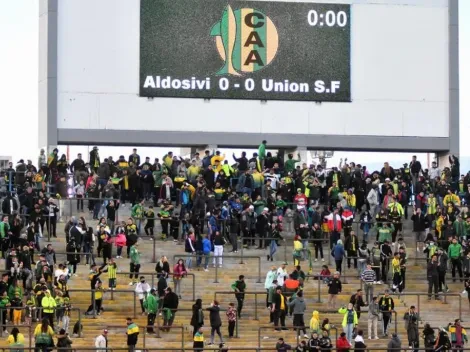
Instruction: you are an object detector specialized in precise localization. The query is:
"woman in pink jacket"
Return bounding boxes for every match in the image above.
[173,259,187,299]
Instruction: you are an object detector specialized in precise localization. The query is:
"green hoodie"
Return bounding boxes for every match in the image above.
[130,246,140,264]
[285,154,301,173]
[258,143,266,160]
[143,294,159,314]
[131,204,144,219]
[253,200,267,215]
[448,243,462,259]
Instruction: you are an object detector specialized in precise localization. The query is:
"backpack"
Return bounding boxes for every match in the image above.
[35,332,52,345]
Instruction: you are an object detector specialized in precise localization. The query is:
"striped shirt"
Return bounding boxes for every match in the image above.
[361,269,376,283]
[107,264,117,279]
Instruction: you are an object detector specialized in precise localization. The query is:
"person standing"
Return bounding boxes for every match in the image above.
[437,248,449,292]
[272,286,288,331]
[367,296,380,340]
[162,287,179,332]
[338,303,358,343]
[258,140,267,170]
[264,266,278,308]
[231,275,246,318]
[378,290,395,336]
[327,272,342,309]
[190,299,204,337]
[332,240,345,274]
[206,300,224,346]
[448,319,468,351]
[126,317,139,352]
[193,326,205,351]
[288,290,308,338]
[226,302,237,338]
[361,264,376,304]
[128,242,141,286]
[448,238,463,282]
[349,289,366,319]
[95,329,108,352]
[143,289,158,334]
[427,254,439,300]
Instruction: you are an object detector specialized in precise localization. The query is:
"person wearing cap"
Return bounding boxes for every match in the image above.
[144,289,158,333]
[95,329,108,352]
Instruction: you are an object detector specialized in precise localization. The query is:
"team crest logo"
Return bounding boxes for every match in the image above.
[210,5,279,76]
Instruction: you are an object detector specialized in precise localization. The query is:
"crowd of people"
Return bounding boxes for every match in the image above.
[0,143,468,351]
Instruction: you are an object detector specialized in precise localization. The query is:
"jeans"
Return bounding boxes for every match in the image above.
[186,253,193,269]
[83,242,95,265]
[174,278,182,296]
[269,240,277,258]
[358,260,367,275]
[344,323,354,342]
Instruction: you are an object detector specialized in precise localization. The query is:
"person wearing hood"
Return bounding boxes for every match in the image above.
[387,333,402,352]
[339,303,358,343]
[336,332,351,352]
[288,290,307,338]
[143,289,159,334]
[309,310,320,335]
[57,328,73,351]
[354,329,367,351]
[332,239,345,274]
[41,289,57,329]
[190,298,204,336]
[422,323,435,349]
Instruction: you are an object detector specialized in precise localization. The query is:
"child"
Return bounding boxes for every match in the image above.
[144,206,155,238]
[319,265,331,284]
[25,299,35,326]
[157,202,172,241]
[95,281,105,315]
[10,292,23,326]
[114,227,126,259]
[226,302,237,338]
[105,258,118,290]
[62,297,72,333]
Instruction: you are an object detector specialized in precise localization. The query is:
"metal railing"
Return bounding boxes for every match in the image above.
[172,254,262,283]
[4,348,470,352]
[67,288,137,319]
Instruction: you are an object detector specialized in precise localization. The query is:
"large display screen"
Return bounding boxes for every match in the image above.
[140,0,351,102]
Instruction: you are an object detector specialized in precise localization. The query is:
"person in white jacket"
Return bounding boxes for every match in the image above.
[276,262,288,287]
[367,185,379,218]
[95,329,108,352]
[135,276,151,315]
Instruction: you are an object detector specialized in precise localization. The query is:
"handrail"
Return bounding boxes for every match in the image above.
[173,254,262,283]
[67,288,137,319]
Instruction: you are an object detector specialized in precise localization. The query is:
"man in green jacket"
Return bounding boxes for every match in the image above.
[285,153,301,174]
[131,200,145,235]
[448,238,463,281]
[129,243,141,286]
[452,216,467,239]
[258,140,267,169]
[143,289,159,333]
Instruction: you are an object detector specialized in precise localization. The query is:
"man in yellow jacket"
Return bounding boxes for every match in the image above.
[443,190,461,206]
[41,290,57,329]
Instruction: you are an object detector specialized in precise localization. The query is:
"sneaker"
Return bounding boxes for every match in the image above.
[446,288,450,292]
[204,269,209,272]
[374,337,380,340]
[128,282,134,286]
[218,265,222,268]
[368,337,371,340]
[373,281,377,284]
[378,281,383,284]
[416,247,420,252]
[303,334,309,338]
[314,259,318,262]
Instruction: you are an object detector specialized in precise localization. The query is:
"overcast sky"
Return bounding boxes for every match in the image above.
[0,0,468,170]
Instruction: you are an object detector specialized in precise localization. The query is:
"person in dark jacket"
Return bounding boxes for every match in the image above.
[271,286,288,331]
[89,147,100,172]
[206,300,223,346]
[2,193,19,215]
[411,207,428,251]
[157,272,168,310]
[327,272,342,309]
[276,338,292,352]
[162,287,179,332]
[427,254,439,300]
[233,152,248,172]
[128,149,141,167]
[190,299,204,337]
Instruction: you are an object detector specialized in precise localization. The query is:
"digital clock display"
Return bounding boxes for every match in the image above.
[140,0,351,102]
